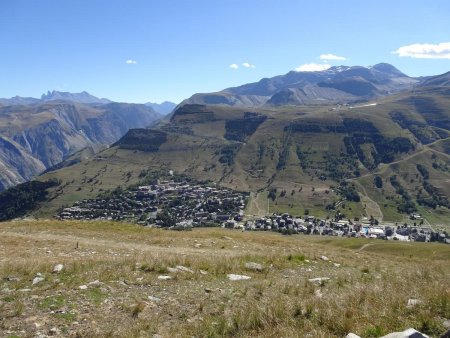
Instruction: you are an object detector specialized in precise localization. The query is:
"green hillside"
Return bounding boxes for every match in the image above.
[14,88,449,224]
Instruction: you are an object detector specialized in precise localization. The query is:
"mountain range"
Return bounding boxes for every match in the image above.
[182,63,419,107]
[0,92,172,190]
[1,64,449,224]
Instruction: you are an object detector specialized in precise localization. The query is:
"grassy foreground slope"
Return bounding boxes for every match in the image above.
[0,220,449,337]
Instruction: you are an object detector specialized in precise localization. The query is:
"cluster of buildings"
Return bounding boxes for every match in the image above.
[239,213,450,244]
[56,178,448,244]
[57,180,248,227]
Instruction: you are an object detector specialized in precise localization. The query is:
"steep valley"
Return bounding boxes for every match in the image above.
[0,100,161,190]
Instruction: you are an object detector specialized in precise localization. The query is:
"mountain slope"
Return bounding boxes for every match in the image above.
[0,101,161,190]
[182,63,419,107]
[24,85,450,223]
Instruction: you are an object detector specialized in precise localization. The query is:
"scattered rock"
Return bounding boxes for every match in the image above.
[32,276,45,285]
[194,243,202,248]
[4,276,20,282]
[204,288,213,293]
[176,265,194,274]
[320,255,329,261]
[227,274,251,281]
[333,263,341,267]
[346,334,361,338]
[443,319,450,329]
[199,270,208,275]
[52,264,64,273]
[18,288,31,292]
[407,299,422,308]
[308,277,330,285]
[245,262,264,272]
[79,285,88,290]
[380,328,429,337]
[158,275,173,280]
[222,236,233,240]
[148,296,161,302]
[167,267,179,273]
[88,280,103,287]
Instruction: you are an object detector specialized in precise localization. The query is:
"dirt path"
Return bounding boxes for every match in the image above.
[352,137,450,181]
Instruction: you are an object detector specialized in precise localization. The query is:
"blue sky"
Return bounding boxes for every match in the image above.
[1,0,449,103]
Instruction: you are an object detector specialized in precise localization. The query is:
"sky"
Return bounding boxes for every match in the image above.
[1,0,450,103]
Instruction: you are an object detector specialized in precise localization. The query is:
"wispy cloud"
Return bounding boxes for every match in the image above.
[320,54,347,61]
[229,63,239,69]
[242,62,256,68]
[125,59,137,64]
[393,42,450,59]
[295,63,331,72]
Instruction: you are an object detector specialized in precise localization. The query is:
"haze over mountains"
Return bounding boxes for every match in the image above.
[0,91,176,190]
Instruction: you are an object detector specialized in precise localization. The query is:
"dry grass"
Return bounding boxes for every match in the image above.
[0,220,449,337]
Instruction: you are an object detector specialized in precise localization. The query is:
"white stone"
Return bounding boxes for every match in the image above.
[346,334,362,338]
[245,262,264,271]
[176,265,194,274]
[148,296,161,302]
[79,285,88,290]
[333,263,341,267]
[88,280,103,287]
[32,277,45,285]
[308,277,330,284]
[320,255,329,261]
[52,264,64,273]
[158,275,173,280]
[227,274,251,281]
[407,299,422,307]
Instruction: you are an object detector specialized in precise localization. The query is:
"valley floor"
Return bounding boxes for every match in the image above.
[0,220,449,337]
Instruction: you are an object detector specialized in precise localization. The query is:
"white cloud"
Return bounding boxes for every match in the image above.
[229,63,239,69]
[295,63,331,72]
[125,59,137,64]
[320,54,347,61]
[242,62,256,68]
[393,42,450,59]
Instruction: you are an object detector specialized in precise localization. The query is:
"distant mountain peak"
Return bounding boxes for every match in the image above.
[370,63,407,77]
[41,90,111,104]
[182,62,418,107]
